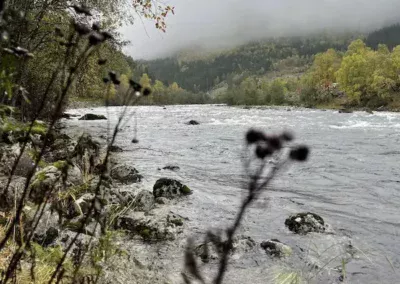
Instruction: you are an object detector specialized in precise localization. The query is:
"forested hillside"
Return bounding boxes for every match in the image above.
[137,33,360,92]
[133,24,400,110]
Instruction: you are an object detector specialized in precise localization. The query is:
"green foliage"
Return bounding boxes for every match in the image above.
[90,231,126,274]
[335,40,400,106]
[28,243,74,282]
[53,160,68,171]
[1,119,48,138]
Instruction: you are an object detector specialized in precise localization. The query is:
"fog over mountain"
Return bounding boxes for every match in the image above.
[120,0,400,59]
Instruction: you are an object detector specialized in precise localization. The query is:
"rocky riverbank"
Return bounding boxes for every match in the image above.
[0,110,197,282]
[0,108,375,283]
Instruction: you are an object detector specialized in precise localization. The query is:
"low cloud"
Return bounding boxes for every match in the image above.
[121,0,400,59]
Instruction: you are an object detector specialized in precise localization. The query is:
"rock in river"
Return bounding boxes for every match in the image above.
[187,120,200,125]
[79,113,107,120]
[117,212,183,241]
[134,190,155,212]
[285,212,326,234]
[109,145,123,152]
[260,239,292,257]
[111,165,142,184]
[153,178,192,199]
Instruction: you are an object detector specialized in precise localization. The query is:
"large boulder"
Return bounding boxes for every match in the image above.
[44,134,76,163]
[25,204,60,247]
[29,164,83,204]
[285,212,326,235]
[0,176,26,212]
[0,144,34,177]
[79,113,107,120]
[53,175,115,220]
[153,178,192,199]
[133,190,155,212]
[110,165,142,184]
[117,212,184,241]
[72,134,100,175]
[260,239,292,257]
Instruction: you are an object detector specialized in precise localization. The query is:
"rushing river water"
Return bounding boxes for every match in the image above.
[64,105,400,284]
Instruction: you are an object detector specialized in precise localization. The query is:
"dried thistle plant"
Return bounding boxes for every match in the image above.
[183,129,309,284]
[0,3,152,283]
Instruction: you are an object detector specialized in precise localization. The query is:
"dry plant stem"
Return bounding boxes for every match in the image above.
[69,221,100,284]
[48,92,141,283]
[1,27,78,200]
[214,160,285,284]
[2,196,51,283]
[1,33,74,198]
[0,45,96,253]
[0,43,97,281]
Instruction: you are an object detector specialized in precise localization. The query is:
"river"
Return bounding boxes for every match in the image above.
[64,105,400,284]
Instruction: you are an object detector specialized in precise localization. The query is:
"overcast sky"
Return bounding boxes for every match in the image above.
[120,0,400,60]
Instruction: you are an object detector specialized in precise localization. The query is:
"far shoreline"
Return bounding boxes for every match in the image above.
[66,99,400,114]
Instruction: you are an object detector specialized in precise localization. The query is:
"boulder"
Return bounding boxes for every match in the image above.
[109,145,123,153]
[29,164,82,204]
[72,134,100,175]
[0,144,34,177]
[134,190,154,212]
[44,134,76,163]
[63,217,101,237]
[260,239,292,257]
[153,178,192,199]
[285,212,326,235]
[0,176,26,212]
[27,204,60,247]
[110,165,142,184]
[187,120,200,125]
[58,229,98,259]
[161,165,180,171]
[117,212,183,241]
[79,113,107,120]
[338,109,353,114]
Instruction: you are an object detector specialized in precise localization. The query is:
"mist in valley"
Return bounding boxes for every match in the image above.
[121,0,400,59]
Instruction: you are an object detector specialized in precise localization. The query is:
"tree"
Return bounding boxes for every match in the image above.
[336,40,374,103]
[0,0,175,117]
[269,79,287,105]
[153,80,166,104]
[139,73,152,88]
[369,44,397,100]
[240,77,259,105]
[308,49,342,88]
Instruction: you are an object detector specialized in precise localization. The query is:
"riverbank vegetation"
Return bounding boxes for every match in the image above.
[0,1,176,283]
